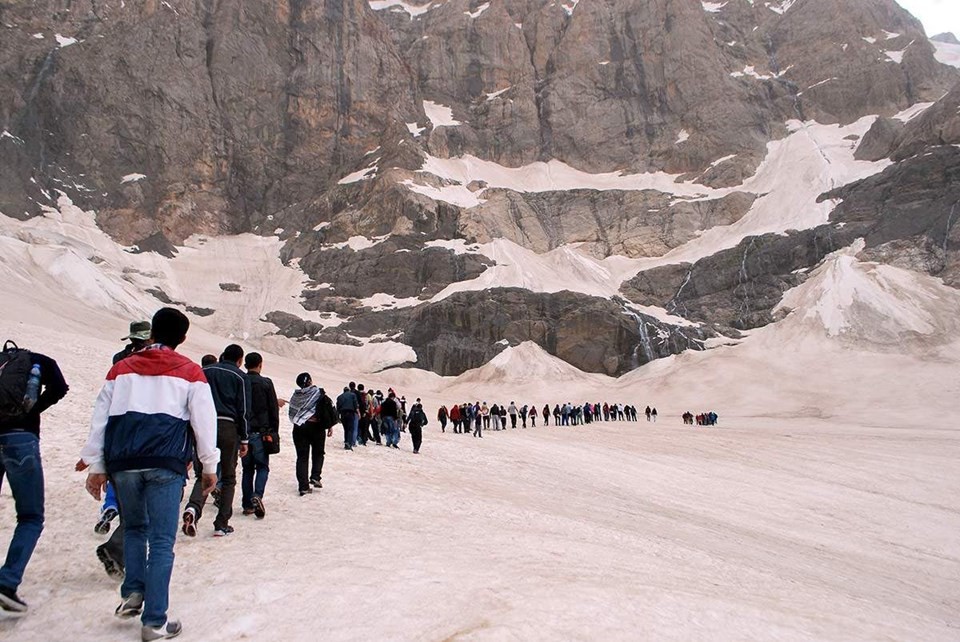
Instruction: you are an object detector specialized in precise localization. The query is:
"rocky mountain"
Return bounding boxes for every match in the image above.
[1,0,958,375]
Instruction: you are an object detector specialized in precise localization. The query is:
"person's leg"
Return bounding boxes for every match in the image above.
[240,448,255,512]
[411,426,422,452]
[341,415,352,449]
[214,422,239,530]
[293,426,310,492]
[0,433,44,594]
[372,419,381,444]
[254,440,269,501]
[111,471,147,601]
[310,426,326,484]
[184,452,207,521]
[140,468,184,628]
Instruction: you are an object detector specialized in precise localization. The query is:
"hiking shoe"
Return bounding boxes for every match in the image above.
[96,543,125,580]
[181,508,197,537]
[115,592,144,619]
[141,619,182,641]
[94,507,119,535]
[211,488,221,508]
[309,478,322,489]
[213,525,234,537]
[299,487,313,496]
[252,496,265,519]
[0,585,27,616]
[242,508,255,516]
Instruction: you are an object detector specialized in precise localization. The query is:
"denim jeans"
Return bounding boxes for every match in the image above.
[241,433,269,509]
[382,417,397,446]
[112,468,184,627]
[102,481,118,513]
[0,432,44,591]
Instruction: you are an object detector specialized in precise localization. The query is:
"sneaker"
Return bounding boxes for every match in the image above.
[344,445,352,451]
[212,524,234,537]
[141,619,183,641]
[252,496,265,519]
[115,592,144,619]
[181,507,197,537]
[299,487,313,496]
[0,585,27,616]
[309,478,322,489]
[211,488,221,509]
[413,449,419,454]
[94,507,119,535]
[96,543,125,580]
[242,508,255,516]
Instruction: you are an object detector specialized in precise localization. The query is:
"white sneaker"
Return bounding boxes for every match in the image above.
[141,619,182,641]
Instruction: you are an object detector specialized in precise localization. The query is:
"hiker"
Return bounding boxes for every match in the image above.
[651,407,658,423]
[183,344,251,538]
[81,307,218,640]
[356,383,370,446]
[113,320,151,364]
[0,340,68,616]
[449,403,461,433]
[337,386,359,450]
[528,404,537,427]
[408,398,428,454]
[380,391,401,448]
[240,352,278,519]
[508,402,518,428]
[437,405,448,433]
[288,373,336,495]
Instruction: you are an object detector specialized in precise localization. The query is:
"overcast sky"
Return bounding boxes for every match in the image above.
[896,0,960,37]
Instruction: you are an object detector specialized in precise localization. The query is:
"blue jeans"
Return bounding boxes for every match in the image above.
[0,432,44,591]
[382,417,395,446]
[102,481,118,513]
[241,433,269,509]
[351,414,359,447]
[112,468,184,627]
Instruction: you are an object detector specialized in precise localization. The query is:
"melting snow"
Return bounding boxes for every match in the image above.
[767,0,796,15]
[120,173,146,184]
[338,162,378,185]
[464,2,490,18]
[32,32,44,39]
[368,0,436,18]
[485,87,511,101]
[54,33,77,47]
[932,40,960,68]
[892,102,934,123]
[407,122,426,137]
[423,100,461,127]
[359,292,422,311]
[1,130,25,145]
[701,2,727,12]
[675,129,690,145]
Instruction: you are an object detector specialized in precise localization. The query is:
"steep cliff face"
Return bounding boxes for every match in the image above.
[1,0,958,376]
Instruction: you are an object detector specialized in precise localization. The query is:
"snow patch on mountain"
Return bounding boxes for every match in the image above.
[931,40,960,68]
[452,341,612,387]
[423,100,461,127]
[368,0,437,18]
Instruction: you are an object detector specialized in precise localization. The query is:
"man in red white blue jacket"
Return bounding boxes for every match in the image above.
[81,308,219,641]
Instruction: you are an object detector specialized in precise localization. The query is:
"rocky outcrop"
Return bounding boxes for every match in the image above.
[620,225,865,330]
[331,288,710,376]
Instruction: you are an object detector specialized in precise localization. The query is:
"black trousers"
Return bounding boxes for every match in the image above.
[293,423,326,491]
[409,424,423,452]
[187,418,239,529]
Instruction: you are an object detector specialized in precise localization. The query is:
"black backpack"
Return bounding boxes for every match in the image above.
[0,341,33,420]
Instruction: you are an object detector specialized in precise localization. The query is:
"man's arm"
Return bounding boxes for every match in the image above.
[80,378,115,475]
[34,354,69,416]
[266,379,280,433]
[188,381,221,471]
[238,371,252,443]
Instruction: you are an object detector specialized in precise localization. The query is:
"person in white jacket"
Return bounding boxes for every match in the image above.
[81,308,220,642]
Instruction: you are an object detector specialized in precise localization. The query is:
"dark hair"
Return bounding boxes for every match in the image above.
[244,352,263,369]
[296,372,311,388]
[201,354,217,367]
[357,383,365,391]
[222,344,244,363]
[151,308,189,348]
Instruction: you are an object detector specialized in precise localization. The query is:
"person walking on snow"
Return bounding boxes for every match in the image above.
[337,386,359,451]
[81,307,219,641]
[0,340,68,616]
[288,373,336,495]
[408,399,428,454]
[240,352,278,519]
[183,344,251,538]
[508,402,518,429]
[437,405,448,433]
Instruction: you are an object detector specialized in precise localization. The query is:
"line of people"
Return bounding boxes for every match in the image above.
[434,401,658,436]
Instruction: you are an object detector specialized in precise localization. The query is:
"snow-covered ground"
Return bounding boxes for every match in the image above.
[1,189,959,639]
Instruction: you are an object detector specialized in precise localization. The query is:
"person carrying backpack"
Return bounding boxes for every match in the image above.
[408,399,428,454]
[288,374,336,494]
[0,340,69,616]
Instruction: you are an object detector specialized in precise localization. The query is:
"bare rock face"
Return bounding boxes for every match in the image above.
[931,33,959,45]
[0,0,421,242]
[854,117,904,161]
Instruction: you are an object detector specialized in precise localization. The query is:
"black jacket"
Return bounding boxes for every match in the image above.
[408,403,428,429]
[380,397,400,420]
[246,371,279,434]
[0,352,69,437]
[203,360,252,441]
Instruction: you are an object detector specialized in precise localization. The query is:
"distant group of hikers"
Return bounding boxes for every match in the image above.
[0,306,720,640]
[435,402,660,436]
[683,411,720,426]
